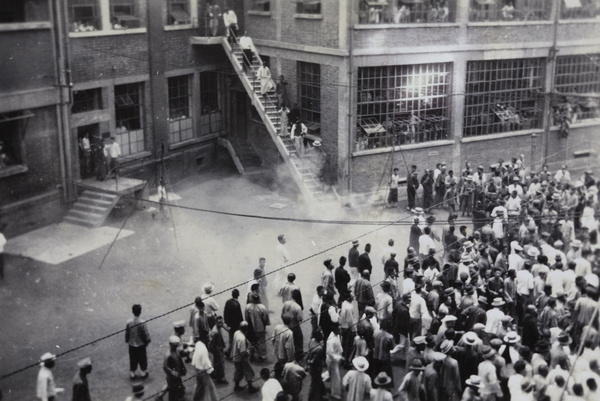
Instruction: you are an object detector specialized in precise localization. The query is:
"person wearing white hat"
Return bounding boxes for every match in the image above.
[163,336,186,401]
[461,375,482,401]
[71,357,92,401]
[202,282,219,329]
[485,298,506,336]
[37,352,62,401]
[342,357,372,401]
[477,346,503,401]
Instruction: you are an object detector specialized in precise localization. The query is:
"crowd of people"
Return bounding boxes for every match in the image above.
[33,155,599,401]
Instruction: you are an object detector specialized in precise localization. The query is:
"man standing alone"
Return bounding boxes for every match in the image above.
[126,304,150,380]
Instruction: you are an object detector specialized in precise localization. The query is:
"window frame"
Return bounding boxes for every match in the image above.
[0,111,34,178]
[298,61,321,124]
[295,0,321,15]
[468,0,550,22]
[114,82,145,156]
[355,62,452,151]
[166,0,191,25]
[560,0,600,20]
[72,88,103,114]
[463,58,545,138]
[168,75,194,144]
[199,71,222,135]
[553,54,600,124]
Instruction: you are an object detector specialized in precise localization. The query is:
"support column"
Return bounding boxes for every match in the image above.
[146,1,169,160]
[450,57,468,174]
[100,0,111,31]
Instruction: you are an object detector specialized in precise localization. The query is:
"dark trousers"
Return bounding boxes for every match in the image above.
[129,345,148,372]
[0,253,4,280]
[242,49,253,71]
[291,324,304,361]
[211,349,225,380]
[340,328,355,362]
[407,188,417,209]
[516,294,529,326]
[166,376,185,401]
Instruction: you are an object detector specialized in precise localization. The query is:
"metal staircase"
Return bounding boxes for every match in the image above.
[221,36,324,200]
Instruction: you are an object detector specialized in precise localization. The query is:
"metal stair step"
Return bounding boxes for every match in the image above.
[78,196,115,206]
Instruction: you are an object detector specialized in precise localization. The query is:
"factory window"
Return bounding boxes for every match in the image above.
[296,1,321,14]
[68,0,101,31]
[463,58,545,137]
[168,75,194,144]
[167,0,190,25]
[298,62,321,123]
[0,111,34,177]
[560,0,600,19]
[250,0,271,12]
[110,0,142,29]
[359,0,453,24]
[552,54,600,124]
[469,0,550,22]
[72,88,103,114]
[114,83,145,156]
[199,71,221,134]
[0,0,25,23]
[356,63,451,150]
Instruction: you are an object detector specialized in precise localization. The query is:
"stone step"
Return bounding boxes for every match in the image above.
[64,215,96,228]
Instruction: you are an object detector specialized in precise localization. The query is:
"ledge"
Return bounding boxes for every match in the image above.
[120,151,152,164]
[169,134,219,151]
[0,165,29,179]
[352,139,453,157]
[355,22,459,30]
[0,21,52,31]
[558,18,600,24]
[69,28,146,38]
[549,118,600,131]
[164,24,196,31]
[294,13,323,20]
[461,129,542,143]
[248,10,271,17]
[467,20,553,27]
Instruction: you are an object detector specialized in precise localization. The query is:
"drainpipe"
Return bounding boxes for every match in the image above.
[347,5,354,195]
[544,0,561,167]
[49,0,68,201]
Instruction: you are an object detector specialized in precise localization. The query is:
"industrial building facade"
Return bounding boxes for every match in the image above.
[1,0,599,235]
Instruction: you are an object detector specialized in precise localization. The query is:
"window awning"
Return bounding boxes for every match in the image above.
[0,110,34,123]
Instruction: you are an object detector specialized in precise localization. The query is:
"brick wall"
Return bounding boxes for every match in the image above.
[164,30,196,71]
[69,34,149,82]
[320,64,340,183]
[0,30,55,92]
[467,24,553,45]
[354,26,460,49]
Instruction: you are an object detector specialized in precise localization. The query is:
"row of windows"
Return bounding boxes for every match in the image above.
[356,55,600,150]
[71,72,220,157]
[358,0,599,25]
[67,0,193,32]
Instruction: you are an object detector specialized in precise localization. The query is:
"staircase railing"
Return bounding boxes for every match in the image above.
[229,31,281,136]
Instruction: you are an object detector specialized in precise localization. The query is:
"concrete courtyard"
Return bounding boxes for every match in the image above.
[0,162,428,400]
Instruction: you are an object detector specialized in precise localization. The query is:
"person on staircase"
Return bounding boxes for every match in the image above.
[291,119,308,155]
[223,8,238,44]
[256,62,275,105]
[239,32,256,73]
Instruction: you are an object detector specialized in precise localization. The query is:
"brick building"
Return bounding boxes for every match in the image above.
[242,0,600,197]
[2,0,600,235]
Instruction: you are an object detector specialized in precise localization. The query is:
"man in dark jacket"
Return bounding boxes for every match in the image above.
[224,289,243,358]
[392,293,411,359]
[358,243,373,274]
[71,357,92,401]
[334,256,351,302]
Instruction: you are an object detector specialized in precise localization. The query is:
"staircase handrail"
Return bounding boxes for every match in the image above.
[229,31,281,135]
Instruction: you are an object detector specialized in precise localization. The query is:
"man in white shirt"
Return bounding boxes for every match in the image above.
[508,242,524,271]
[260,368,283,401]
[554,165,571,184]
[275,234,290,289]
[515,262,534,324]
[507,176,523,197]
[222,8,238,44]
[238,31,255,72]
[104,136,121,178]
[37,352,61,401]
[419,226,435,260]
[506,190,522,216]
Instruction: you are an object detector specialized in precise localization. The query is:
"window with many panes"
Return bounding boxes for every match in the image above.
[298,62,321,123]
[167,0,190,25]
[72,88,103,114]
[296,1,321,14]
[356,63,451,150]
[359,0,453,24]
[463,58,545,137]
[469,0,550,22]
[68,0,100,31]
[560,0,600,19]
[168,75,193,144]
[0,114,27,171]
[114,83,144,156]
[199,71,221,134]
[553,54,600,123]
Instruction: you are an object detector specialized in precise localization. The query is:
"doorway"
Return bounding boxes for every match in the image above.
[231,90,248,142]
[76,124,100,179]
